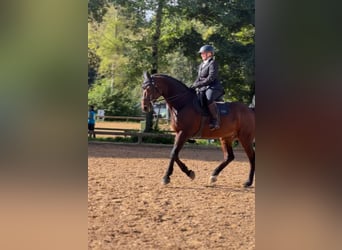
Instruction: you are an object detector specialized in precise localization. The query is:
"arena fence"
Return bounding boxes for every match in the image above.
[94,127,175,144]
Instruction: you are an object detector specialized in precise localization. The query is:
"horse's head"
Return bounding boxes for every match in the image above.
[141,72,162,112]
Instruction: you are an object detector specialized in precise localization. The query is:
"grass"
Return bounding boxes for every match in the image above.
[88,134,174,144]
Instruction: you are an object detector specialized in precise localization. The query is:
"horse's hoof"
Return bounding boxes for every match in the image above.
[189,170,195,180]
[243,181,252,188]
[209,175,217,185]
[162,177,170,185]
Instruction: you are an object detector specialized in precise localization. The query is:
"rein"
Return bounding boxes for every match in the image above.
[164,91,188,102]
[143,76,189,104]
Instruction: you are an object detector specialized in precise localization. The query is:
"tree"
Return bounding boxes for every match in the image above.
[88,79,140,116]
[88,4,145,116]
[88,49,100,88]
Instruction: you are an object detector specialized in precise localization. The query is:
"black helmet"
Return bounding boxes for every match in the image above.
[198,45,214,54]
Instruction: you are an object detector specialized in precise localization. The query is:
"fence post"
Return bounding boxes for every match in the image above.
[138,133,142,144]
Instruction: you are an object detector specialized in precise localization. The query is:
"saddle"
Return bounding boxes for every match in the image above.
[194,91,230,116]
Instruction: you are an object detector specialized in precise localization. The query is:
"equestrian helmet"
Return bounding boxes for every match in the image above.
[198,45,214,54]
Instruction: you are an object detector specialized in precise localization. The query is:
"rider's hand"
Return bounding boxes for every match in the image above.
[191,81,200,89]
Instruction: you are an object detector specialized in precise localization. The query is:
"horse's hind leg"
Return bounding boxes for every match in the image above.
[239,137,255,187]
[209,138,235,185]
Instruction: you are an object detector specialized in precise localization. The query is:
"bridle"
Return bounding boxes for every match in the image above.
[142,76,162,104]
[142,75,190,105]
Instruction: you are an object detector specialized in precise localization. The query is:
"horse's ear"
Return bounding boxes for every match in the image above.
[143,71,151,81]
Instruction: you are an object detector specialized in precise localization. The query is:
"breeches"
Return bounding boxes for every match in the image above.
[205,88,223,104]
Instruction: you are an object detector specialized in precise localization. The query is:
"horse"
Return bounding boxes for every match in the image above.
[141,72,255,187]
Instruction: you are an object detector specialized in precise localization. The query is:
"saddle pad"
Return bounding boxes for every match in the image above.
[193,98,230,116]
[217,102,230,116]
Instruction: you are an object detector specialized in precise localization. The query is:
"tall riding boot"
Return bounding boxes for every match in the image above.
[208,102,220,130]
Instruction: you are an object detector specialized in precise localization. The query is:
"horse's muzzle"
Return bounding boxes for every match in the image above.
[142,105,149,113]
[141,99,151,113]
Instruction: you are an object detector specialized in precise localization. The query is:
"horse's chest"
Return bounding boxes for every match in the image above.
[170,113,197,132]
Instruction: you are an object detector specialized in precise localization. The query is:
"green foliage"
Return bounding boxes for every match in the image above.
[88,4,148,115]
[88,0,109,22]
[142,135,174,144]
[88,136,138,143]
[88,6,130,77]
[88,49,100,87]
[88,79,141,116]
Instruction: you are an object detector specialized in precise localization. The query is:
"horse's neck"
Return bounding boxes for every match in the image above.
[163,89,194,111]
[154,76,195,111]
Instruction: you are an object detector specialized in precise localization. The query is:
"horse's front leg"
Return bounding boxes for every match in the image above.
[162,132,195,184]
[162,154,175,185]
[175,157,195,180]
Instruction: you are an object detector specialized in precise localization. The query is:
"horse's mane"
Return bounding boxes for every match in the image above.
[152,74,190,90]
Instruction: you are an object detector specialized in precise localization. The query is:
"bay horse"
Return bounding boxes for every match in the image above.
[141,72,255,187]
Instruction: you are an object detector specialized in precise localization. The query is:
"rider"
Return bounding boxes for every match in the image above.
[191,45,224,130]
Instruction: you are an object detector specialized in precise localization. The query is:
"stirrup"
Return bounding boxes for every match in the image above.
[209,120,220,130]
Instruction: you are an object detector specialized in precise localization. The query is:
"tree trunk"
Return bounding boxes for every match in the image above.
[151,0,164,73]
[145,0,164,132]
[144,110,154,132]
